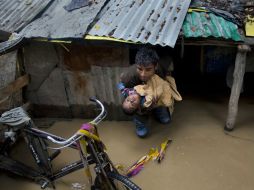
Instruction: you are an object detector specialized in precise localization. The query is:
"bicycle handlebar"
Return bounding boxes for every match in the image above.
[47,97,106,146]
[90,98,106,125]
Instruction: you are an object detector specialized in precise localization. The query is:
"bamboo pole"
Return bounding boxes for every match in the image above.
[225,45,251,131]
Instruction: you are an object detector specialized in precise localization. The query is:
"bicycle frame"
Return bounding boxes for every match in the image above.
[0,98,141,190]
[0,123,95,188]
[0,98,111,188]
[23,122,116,188]
[25,126,95,182]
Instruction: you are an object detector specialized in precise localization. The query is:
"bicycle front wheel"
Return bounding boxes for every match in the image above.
[93,172,141,190]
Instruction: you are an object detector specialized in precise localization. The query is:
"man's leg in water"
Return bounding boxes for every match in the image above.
[133,114,150,138]
[153,106,171,124]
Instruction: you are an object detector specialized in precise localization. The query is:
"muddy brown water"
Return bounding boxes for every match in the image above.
[1,96,254,190]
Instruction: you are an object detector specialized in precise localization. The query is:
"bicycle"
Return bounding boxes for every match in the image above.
[0,98,141,190]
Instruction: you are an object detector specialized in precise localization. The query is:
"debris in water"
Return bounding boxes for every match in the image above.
[71,183,86,190]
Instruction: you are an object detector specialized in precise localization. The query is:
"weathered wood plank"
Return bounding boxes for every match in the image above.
[0,51,17,108]
[225,45,251,131]
[0,74,29,104]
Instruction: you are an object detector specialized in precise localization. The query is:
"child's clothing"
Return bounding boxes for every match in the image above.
[134,74,182,114]
[118,75,182,114]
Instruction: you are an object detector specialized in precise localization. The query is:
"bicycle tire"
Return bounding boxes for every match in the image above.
[93,171,141,190]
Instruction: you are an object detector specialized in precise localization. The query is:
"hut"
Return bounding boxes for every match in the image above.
[0,0,253,128]
[0,0,191,120]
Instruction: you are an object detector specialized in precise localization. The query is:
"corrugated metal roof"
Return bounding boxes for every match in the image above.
[88,0,191,47]
[20,0,107,39]
[182,11,243,41]
[0,0,52,33]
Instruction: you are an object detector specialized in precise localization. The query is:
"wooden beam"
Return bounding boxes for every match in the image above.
[225,45,251,131]
[0,74,29,103]
[176,38,243,47]
[245,37,254,45]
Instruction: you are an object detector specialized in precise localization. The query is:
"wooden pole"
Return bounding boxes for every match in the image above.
[0,74,29,104]
[225,45,251,131]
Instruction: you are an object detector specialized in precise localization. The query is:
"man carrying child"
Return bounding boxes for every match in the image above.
[118,47,182,138]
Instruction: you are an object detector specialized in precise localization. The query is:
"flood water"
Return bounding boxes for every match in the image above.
[1,95,254,190]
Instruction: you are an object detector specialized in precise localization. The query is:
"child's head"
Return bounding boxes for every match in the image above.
[122,93,141,115]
